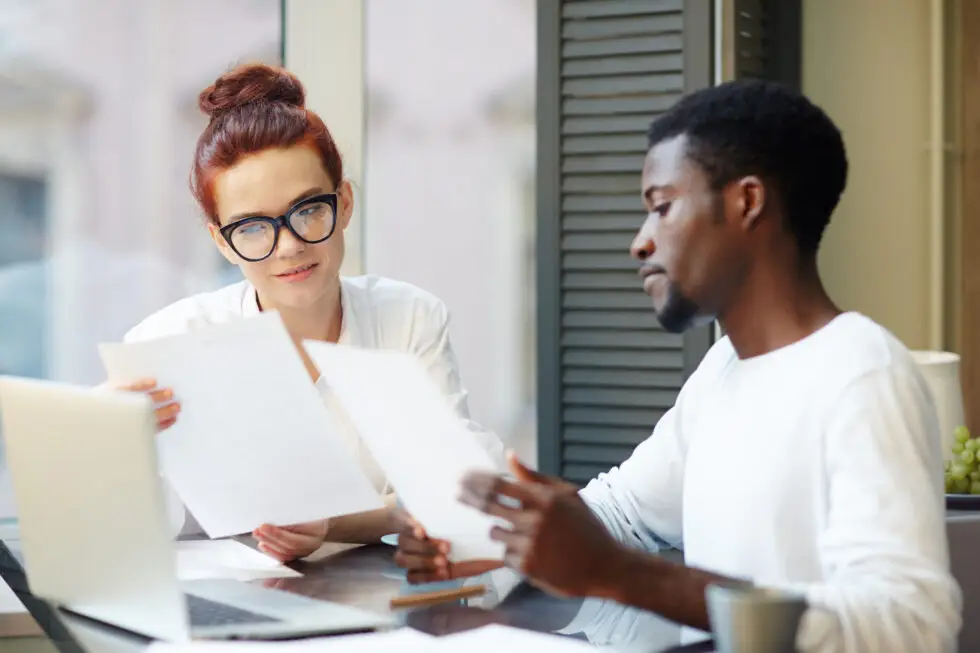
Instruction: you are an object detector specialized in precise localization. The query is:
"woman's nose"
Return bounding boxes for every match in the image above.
[275,226,306,257]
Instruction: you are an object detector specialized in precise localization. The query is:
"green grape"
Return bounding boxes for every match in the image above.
[955,477,971,493]
[946,474,956,493]
[970,470,980,482]
[971,481,980,495]
[967,439,980,453]
[955,425,972,443]
[951,463,969,480]
[953,441,965,454]
[962,449,977,466]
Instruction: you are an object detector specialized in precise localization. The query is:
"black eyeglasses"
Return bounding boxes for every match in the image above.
[219,193,339,262]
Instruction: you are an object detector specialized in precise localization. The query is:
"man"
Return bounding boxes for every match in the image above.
[395,80,961,651]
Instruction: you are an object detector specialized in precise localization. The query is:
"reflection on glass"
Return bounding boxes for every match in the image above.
[0,174,47,378]
[0,0,282,520]
[365,0,536,460]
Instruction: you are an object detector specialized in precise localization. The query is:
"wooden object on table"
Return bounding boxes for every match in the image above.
[389,584,487,610]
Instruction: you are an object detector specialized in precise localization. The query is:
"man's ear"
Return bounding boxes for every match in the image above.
[736,175,766,230]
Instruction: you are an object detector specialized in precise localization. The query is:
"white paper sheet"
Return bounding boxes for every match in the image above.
[147,628,434,652]
[442,625,598,651]
[303,342,504,561]
[99,312,384,538]
[176,540,302,582]
[145,626,590,653]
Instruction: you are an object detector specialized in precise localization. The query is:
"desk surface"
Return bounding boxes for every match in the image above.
[0,537,703,653]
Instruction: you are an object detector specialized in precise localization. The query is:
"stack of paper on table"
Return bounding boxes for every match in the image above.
[442,625,598,651]
[0,579,40,638]
[99,312,383,539]
[303,342,504,562]
[0,579,24,614]
[146,625,595,652]
[148,628,435,652]
[0,464,17,527]
[176,540,301,582]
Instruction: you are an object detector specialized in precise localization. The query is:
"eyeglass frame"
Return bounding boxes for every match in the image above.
[218,193,340,262]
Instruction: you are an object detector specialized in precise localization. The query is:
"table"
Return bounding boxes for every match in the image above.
[946,510,980,652]
[5,512,980,653]
[0,537,701,653]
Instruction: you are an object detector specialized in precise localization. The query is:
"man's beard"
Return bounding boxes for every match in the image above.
[654,281,715,334]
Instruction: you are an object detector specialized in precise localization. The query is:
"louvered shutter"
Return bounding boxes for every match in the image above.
[536,0,712,483]
[733,0,802,88]
[536,0,800,482]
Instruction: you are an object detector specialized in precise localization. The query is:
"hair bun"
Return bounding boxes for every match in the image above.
[198,63,305,119]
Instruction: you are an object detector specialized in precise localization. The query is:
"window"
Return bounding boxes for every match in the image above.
[0,174,47,379]
[363,0,537,462]
[0,0,282,520]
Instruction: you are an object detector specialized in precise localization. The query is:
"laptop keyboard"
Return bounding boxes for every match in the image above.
[185,593,281,627]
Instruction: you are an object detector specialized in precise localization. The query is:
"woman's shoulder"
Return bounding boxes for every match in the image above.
[342,274,448,320]
[341,275,454,352]
[124,280,252,343]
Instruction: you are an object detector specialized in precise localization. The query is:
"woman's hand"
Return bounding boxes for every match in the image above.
[105,377,181,431]
[252,520,329,562]
[393,512,503,584]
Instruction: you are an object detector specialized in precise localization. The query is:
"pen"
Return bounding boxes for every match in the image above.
[389,584,487,610]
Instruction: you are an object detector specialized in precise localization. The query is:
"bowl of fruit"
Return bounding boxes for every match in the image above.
[946,425,980,509]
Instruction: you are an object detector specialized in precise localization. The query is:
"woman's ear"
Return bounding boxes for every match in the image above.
[208,222,239,265]
[337,179,354,231]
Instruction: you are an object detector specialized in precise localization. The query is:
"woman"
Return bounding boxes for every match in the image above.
[114,63,504,561]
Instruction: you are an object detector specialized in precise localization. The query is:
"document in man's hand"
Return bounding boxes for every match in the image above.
[98,312,383,538]
[303,342,504,562]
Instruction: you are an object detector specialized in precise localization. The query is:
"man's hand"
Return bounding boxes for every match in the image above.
[252,520,328,561]
[104,378,181,431]
[393,510,503,584]
[458,451,623,598]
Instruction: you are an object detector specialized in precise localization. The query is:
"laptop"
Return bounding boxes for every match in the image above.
[0,375,394,642]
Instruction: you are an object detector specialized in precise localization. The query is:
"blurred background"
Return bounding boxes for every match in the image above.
[0,0,537,519]
[4,1,980,649]
[0,0,975,511]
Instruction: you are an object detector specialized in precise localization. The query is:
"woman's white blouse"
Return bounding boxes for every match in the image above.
[124,274,506,534]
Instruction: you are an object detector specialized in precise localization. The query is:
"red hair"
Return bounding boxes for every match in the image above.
[191,63,344,224]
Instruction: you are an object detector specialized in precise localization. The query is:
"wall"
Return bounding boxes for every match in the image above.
[362,0,537,455]
[0,0,281,384]
[803,0,936,350]
[284,0,366,278]
[287,0,537,455]
[0,0,281,522]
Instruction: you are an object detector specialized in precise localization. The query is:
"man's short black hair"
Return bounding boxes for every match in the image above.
[647,79,848,256]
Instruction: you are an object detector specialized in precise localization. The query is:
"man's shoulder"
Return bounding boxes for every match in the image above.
[691,334,738,380]
[682,313,923,393]
[124,281,250,342]
[817,312,922,386]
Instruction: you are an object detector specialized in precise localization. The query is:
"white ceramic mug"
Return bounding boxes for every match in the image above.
[706,584,807,653]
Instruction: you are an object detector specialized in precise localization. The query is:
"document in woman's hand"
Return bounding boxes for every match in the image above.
[98,312,383,538]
